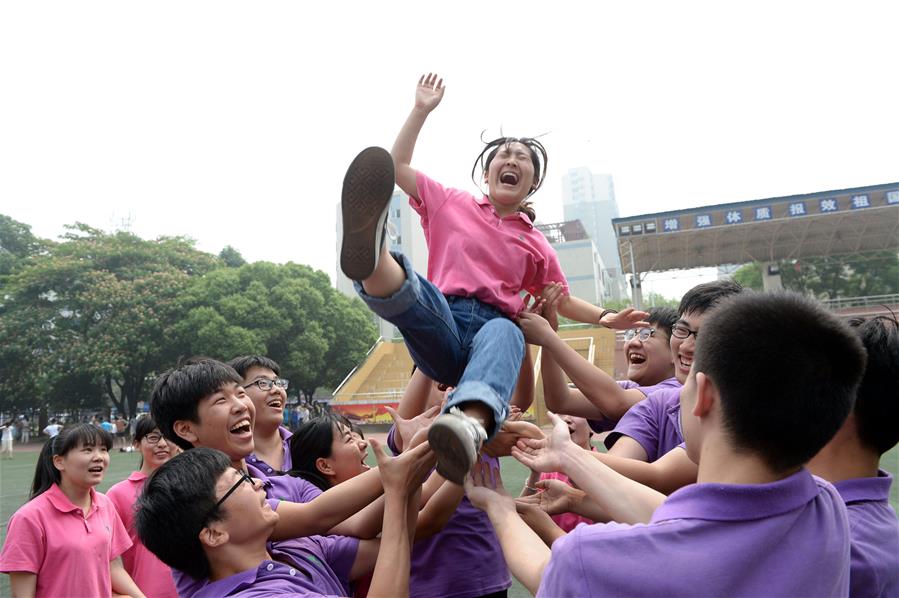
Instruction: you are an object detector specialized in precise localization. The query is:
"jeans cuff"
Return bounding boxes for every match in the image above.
[352,252,422,320]
[445,381,508,440]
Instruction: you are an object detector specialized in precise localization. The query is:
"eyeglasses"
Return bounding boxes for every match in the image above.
[209,469,255,517]
[671,324,699,340]
[244,378,289,391]
[143,433,165,445]
[623,327,656,341]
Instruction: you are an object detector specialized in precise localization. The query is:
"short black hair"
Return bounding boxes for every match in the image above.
[678,279,744,317]
[849,316,899,455]
[646,306,678,339]
[150,357,243,451]
[133,415,159,444]
[693,291,865,472]
[227,355,282,379]
[30,424,113,499]
[135,448,232,580]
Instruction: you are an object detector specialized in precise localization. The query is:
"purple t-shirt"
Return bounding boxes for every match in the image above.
[833,470,899,598]
[388,427,511,597]
[604,385,683,461]
[191,534,360,598]
[539,469,851,597]
[247,426,293,474]
[588,377,682,433]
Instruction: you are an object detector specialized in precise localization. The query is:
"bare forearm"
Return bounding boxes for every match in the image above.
[519,507,567,547]
[557,294,604,325]
[273,468,384,539]
[543,335,633,420]
[592,448,697,495]
[562,446,665,524]
[415,478,464,540]
[110,558,146,598]
[510,347,535,411]
[369,493,412,598]
[485,505,551,595]
[391,108,429,197]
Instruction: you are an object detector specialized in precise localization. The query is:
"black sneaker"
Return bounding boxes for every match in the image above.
[340,146,395,281]
[427,407,488,485]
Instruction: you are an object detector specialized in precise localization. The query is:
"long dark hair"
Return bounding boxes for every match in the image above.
[287,414,354,491]
[30,424,113,499]
[471,134,549,222]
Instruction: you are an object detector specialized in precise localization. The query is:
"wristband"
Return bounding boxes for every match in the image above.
[598,308,618,327]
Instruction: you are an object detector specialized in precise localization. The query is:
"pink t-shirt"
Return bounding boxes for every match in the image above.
[412,172,569,317]
[0,483,132,598]
[539,447,596,532]
[106,471,179,598]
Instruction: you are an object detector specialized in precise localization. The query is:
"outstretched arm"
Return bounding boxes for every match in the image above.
[590,445,697,495]
[556,295,650,330]
[391,73,445,198]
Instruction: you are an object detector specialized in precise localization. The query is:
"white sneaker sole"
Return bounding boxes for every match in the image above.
[428,415,478,485]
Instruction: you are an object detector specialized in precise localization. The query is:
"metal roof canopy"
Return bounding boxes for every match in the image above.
[613,183,899,274]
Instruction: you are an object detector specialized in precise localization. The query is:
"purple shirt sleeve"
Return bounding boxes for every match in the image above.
[604,392,663,458]
[314,534,361,584]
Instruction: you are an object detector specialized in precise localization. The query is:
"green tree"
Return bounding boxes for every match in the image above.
[176,261,378,399]
[0,214,50,278]
[0,224,219,417]
[732,263,763,291]
[219,245,247,268]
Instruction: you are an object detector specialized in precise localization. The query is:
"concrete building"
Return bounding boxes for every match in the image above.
[535,220,605,305]
[335,189,427,340]
[561,168,628,300]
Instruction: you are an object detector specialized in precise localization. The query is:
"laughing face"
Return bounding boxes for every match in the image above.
[175,382,256,464]
[484,142,537,216]
[241,366,287,432]
[671,312,704,384]
[210,467,279,543]
[319,422,370,485]
[138,428,174,471]
[625,328,675,386]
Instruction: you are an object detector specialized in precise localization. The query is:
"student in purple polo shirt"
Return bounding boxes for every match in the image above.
[228,355,293,475]
[149,358,386,541]
[470,291,866,597]
[604,279,743,462]
[136,443,433,598]
[809,315,899,597]
[520,306,678,433]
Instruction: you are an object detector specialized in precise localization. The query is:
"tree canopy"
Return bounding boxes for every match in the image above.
[0,216,377,417]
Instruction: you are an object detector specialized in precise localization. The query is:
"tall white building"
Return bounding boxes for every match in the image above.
[335,189,428,339]
[561,168,628,301]
[535,220,605,304]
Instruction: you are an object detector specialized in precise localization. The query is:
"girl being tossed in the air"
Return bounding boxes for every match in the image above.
[340,73,648,484]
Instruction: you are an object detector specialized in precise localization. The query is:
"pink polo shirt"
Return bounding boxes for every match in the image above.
[412,171,569,317]
[0,483,131,598]
[106,471,179,598]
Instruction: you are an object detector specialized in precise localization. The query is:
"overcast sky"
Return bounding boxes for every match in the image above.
[2,1,896,300]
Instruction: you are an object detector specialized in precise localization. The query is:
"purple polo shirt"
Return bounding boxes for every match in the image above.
[539,469,851,597]
[833,470,899,597]
[604,385,683,461]
[191,534,359,598]
[174,461,325,597]
[247,426,293,474]
[588,377,682,433]
[388,427,511,597]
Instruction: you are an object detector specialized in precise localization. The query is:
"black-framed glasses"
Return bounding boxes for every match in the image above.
[143,432,165,445]
[244,378,289,391]
[671,324,699,340]
[209,469,255,517]
[623,327,656,341]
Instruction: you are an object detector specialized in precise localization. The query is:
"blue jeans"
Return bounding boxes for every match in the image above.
[354,252,524,438]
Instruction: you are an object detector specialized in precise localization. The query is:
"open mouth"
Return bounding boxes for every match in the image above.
[360,450,370,471]
[88,465,104,474]
[500,171,519,185]
[627,352,646,365]
[230,419,252,436]
[266,397,283,410]
[678,356,693,370]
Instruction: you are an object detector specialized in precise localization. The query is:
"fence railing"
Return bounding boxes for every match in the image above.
[819,294,899,310]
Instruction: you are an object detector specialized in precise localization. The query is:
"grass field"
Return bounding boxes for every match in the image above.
[0,445,896,597]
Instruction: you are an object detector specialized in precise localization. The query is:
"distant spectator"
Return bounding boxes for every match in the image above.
[19,416,30,444]
[42,419,62,438]
[1,420,14,459]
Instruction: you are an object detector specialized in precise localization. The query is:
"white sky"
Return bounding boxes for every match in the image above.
[2,1,897,300]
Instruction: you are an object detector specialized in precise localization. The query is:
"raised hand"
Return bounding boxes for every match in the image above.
[515,478,584,516]
[518,312,557,346]
[601,306,651,330]
[386,403,441,452]
[482,420,545,458]
[464,459,515,513]
[511,411,575,473]
[415,73,445,114]
[371,438,434,495]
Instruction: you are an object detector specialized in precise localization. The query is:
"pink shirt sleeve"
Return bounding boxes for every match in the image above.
[0,510,45,574]
[524,237,569,297]
[103,498,133,561]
